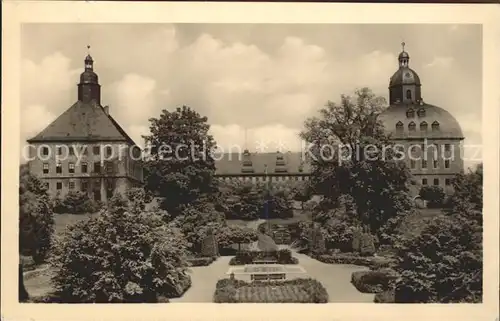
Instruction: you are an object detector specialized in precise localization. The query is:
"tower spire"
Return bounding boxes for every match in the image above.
[78,46,101,104]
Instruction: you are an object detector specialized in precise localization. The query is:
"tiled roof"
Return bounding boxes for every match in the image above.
[27,100,136,145]
[215,151,311,175]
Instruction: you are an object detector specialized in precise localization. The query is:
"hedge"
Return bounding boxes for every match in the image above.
[313,253,395,269]
[374,289,395,303]
[187,257,216,267]
[229,249,299,265]
[351,269,399,294]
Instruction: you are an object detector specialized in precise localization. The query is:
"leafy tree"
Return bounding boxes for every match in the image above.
[217,225,258,251]
[51,194,191,303]
[447,163,483,211]
[419,185,445,208]
[292,182,313,209]
[52,191,100,214]
[393,211,482,303]
[143,106,218,215]
[300,88,413,236]
[19,164,54,264]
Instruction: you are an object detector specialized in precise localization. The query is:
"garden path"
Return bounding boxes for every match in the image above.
[170,256,233,303]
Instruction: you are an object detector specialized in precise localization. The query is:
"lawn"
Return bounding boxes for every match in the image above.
[53,212,100,235]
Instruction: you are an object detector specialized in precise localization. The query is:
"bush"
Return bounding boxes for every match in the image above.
[53,191,100,214]
[374,289,395,303]
[313,253,395,269]
[19,169,54,264]
[50,195,191,303]
[20,255,36,271]
[351,269,398,293]
[187,257,215,267]
[229,250,298,265]
[351,227,362,253]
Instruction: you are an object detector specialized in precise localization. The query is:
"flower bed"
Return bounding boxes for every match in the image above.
[229,249,299,265]
[213,278,328,303]
[187,257,216,267]
[313,253,395,269]
[351,269,399,293]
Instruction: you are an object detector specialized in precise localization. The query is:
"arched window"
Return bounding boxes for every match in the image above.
[408,121,416,132]
[417,108,426,117]
[406,108,415,118]
[432,121,440,132]
[395,121,404,133]
[406,90,412,100]
[420,121,428,132]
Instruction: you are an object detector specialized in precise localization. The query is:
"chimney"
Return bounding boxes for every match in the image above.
[103,105,109,115]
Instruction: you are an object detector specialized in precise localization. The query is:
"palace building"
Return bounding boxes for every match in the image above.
[378,43,465,195]
[26,52,143,203]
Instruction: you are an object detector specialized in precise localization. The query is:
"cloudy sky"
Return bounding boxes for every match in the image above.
[21,23,482,168]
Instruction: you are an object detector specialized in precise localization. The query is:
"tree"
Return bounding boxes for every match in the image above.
[143,106,218,215]
[19,164,54,263]
[217,226,258,251]
[419,185,445,208]
[292,182,313,209]
[300,88,413,237]
[51,194,191,303]
[447,163,483,211]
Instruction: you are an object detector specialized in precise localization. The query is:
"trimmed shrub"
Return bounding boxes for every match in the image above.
[53,191,100,214]
[351,227,363,253]
[187,257,215,267]
[351,269,398,293]
[50,195,191,303]
[313,253,395,269]
[201,228,219,257]
[213,278,328,303]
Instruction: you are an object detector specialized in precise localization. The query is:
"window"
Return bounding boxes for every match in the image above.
[43,163,49,174]
[81,162,88,173]
[406,108,415,118]
[406,90,412,100]
[69,146,74,156]
[57,146,63,155]
[422,178,428,185]
[410,159,416,169]
[422,159,427,169]
[433,178,439,186]
[94,162,101,173]
[417,108,426,117]
[42,146,49,156]
[395,121,404,133]
[68,163,75,174]
[432,121,440,132]
[106,146,113,157]
[445,160,450,168]
[56,163,62,174]
[105,162,114,174]
[408,121,416,132]
[93,146,101,155]
[433,158,439,169]
[444,144,451,152]
[69,181,75,190]
[81,180,89,191]
[445,178,451,186]
[420,121,428,132]
[56,182,62,190]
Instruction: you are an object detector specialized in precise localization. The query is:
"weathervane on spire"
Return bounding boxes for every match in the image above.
[87,45,91,54]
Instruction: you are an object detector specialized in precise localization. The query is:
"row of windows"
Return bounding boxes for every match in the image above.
[396,121,440,132]
[410,159,451,169]
[51,179,115,191]
[42,162,113,174]
[421,178,451,186]
[396,143,452,153]
[405,107,426,118]
[221,175,309,182]
[41,145,114,157]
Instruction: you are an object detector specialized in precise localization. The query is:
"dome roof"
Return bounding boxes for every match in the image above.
[398,51,409,59]
[80,70,98,84]
[378,103,464,139]
[389,67,421,87]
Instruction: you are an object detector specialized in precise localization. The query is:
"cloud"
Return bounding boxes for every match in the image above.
[424,56,454,69]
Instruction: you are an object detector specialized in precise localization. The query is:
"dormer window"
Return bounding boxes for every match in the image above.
[395,121,404,133]
[420,121,428,132]
[417,108,426,117]
[431,121,440,132]
[408,121,416,132]
[406,108,415,118]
